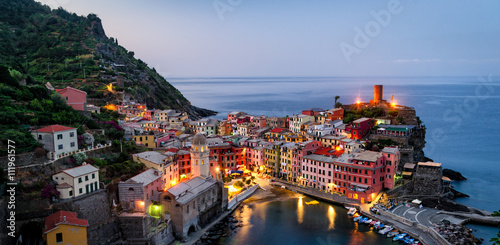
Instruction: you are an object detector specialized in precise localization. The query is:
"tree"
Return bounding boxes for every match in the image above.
[334,95,340,104]
[41,184,60,199]
[0,65,19,87]
[335,102,342,108]
[73,152,88,164]
[234,180,244,189]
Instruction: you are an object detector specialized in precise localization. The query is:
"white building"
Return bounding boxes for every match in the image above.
[32,125,78,159]
[289,114,315,133]
[52,164,100,199]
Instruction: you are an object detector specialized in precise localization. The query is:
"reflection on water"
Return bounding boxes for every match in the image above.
[327,205,336,230]
[222,197,393,245]
[297,197,304,224]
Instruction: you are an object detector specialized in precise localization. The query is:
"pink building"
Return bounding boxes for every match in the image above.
[381,147,400,189]
[56,87,87,111]
[292,141,322,182]
[252,117,267,128]
[301,149,397,203]
[156,133,171,148]
[118,168,163,212]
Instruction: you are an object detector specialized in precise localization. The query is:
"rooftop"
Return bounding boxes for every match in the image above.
[353,117,371,123]
[127,168,162,187]
[352,151,383,162]
[34,125,75,133]
[166,176,217,205]
[44,211,88,234]
[56,164,99,178]
[381,147,399,154]
[133,151,168,165]
[418,161,442,168]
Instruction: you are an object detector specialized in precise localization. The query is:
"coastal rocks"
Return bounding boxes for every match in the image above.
[443,169,467,181]
[435,221,481,245]
[198,215,243,244]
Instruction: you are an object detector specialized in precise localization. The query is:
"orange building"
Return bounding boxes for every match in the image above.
[44,211,88,245]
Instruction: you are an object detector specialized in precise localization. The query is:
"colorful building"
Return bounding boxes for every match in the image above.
[345,118,374,140]
[32,125,78,160]
[56,86,87,111]
[44,211,88,245]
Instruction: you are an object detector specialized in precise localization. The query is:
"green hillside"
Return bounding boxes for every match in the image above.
[0,0,215,116]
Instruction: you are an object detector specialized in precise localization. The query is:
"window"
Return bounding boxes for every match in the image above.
[92,173,95,179]
[69,190,73,196]
[56,233,63,243]
[58,144,63,150]
[78,177,82,183]
[38,135,42,140]
[70,132,74,137]
[85,175,89,181]
[70,142,75,147]
[57,134,63,140]
[79,188,82,194]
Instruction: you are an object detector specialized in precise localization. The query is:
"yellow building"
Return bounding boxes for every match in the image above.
[133,133,155,148]
[44,211,88,245]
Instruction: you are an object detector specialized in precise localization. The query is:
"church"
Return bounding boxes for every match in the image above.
[161,133,228,240]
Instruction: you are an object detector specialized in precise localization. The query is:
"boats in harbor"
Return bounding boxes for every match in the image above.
[378,226,393,235]
[387,229,399,238]
[369,220,377,226]
[353,215,362,222]
[393,233,407,241]
[347,207,357,216]
[364,219,372,224]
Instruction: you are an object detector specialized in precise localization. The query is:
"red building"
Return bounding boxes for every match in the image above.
[56,87,87,111]
[236,116,251,124]
[327,108,344,121]
[302,108,325,116]
[345,117,374,140]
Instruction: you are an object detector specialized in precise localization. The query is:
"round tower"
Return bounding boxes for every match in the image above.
[191,133,209,178]
[374,85,383,102]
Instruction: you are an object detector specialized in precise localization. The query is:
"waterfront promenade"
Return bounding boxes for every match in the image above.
[272,179,446,245]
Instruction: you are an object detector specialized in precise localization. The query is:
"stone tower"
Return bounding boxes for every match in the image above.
[191,133,210,178]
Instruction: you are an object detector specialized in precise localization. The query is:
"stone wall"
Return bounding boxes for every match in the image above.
[0,152,46,169]
[412,165,442,196]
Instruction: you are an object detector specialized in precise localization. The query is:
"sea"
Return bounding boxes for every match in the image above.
[169,77,500,243]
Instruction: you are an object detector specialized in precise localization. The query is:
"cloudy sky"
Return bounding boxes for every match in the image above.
[37,0,500,77]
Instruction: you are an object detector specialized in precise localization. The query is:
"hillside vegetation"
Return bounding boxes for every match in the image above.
[0,0,215,116]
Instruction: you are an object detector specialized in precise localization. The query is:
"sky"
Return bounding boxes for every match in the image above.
[37,0,500,78]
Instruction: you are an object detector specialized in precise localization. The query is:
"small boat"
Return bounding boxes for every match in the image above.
[378,226,393,235]
[364,219,372,224]
[387,230,399,238]
[373,221,381,228]
[393,233,406,242]
[360,217,368,223]
[410,241,420,245]
[353,216,362,222]
[404,238,415,244]
[305,200,319,205]
[347,207,357,216]
[369,220,377,226]
[375,223,384,230]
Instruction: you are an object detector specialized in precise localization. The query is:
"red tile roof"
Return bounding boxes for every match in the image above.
[34,125,75,133]
[56,86,87,94]
[44,211,88,234]
[270,128,286,133]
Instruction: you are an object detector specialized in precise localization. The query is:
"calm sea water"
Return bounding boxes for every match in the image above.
[170,77,500,241]
[220,197,393,245]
